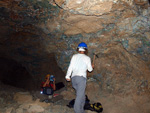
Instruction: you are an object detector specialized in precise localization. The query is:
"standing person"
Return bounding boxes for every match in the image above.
[65,42,94,113]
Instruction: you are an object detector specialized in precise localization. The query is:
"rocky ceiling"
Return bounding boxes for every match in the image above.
[54,0,149,15]
[0,0,150,94]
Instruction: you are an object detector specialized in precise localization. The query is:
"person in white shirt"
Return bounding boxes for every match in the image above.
[65,42,94,113]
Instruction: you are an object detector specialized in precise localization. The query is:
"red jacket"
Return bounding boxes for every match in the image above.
[41,81,54,88]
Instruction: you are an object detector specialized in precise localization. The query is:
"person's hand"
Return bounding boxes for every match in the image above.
[53,78,56,83]
[46,76,50,83]
[92,64,94,68]
[46,79,49,84]
[66,78,71,82]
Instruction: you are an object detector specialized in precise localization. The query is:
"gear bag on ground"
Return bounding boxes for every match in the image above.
[67,95,103,113]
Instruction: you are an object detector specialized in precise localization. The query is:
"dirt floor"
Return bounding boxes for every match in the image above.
[0,81,150,113]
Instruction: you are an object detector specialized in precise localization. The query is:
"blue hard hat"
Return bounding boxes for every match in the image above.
[77,42,88,49]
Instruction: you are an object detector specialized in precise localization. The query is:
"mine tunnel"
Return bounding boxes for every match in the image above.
[0,57,34,90]
[0,56,66,91]
[0,0,150,113]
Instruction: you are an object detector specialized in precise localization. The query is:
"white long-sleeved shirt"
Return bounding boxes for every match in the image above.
[65,53,93,79]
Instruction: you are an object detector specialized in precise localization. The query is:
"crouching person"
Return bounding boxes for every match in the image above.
[33,74,56,102]
[41,74,56,99]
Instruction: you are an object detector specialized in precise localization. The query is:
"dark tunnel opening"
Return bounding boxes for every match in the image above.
[0,57,36,91]
[0,55,66,92]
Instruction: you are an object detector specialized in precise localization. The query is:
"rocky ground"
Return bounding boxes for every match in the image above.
[0,79,150,113]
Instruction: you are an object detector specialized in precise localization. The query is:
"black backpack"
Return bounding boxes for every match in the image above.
[67,95,90,108]
[67,95,103,113]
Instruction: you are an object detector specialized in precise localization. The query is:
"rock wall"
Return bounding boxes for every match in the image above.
[0,0,150,94]
[93,42,150,95]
